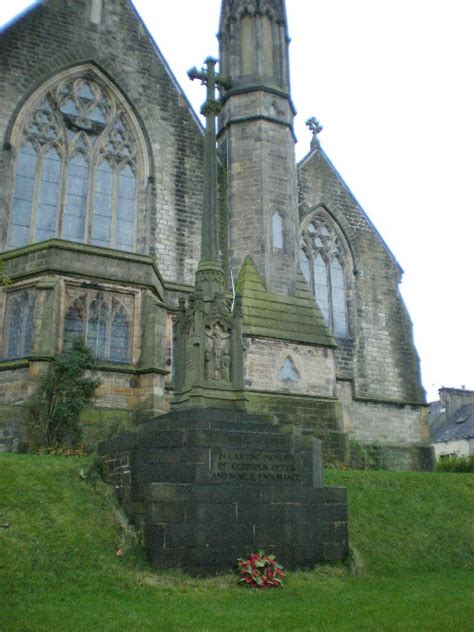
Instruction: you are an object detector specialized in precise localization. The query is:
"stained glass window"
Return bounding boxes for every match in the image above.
[35,147,61,242]
[91,160,113,247]
[3,290,35,359]
[300,215,349,338]
[63,153,88,241]
[9,142,37,248]
[63,290,131,363]
[7,73,141,252]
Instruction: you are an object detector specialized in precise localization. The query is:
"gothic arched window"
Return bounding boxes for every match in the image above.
[6,70,144,253]
[3,290,35,359]
[64,290,131,364]
[300,215,350,339]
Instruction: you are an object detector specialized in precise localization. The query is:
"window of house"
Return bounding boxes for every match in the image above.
[3,290,35,359]
[63,290,132,363]
[300,215,349,338]
[7,73,141,253]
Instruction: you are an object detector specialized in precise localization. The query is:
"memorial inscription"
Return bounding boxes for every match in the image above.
[210,448,301,483]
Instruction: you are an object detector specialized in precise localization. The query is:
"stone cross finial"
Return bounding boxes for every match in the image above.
[188,57,231,116]
[306,116,323,149]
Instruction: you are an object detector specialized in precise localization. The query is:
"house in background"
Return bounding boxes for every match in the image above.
[429,387,474,459]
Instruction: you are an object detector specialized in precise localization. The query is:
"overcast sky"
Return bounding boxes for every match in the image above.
[1,1,473,401]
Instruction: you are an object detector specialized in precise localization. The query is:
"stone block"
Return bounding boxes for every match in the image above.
[146,502,187,524]
[323,542,349,562]
[187,502,238,525]
[193,485,262,504]
[133,462,197,484]
[144,483,192,503]
[323,503,349,523]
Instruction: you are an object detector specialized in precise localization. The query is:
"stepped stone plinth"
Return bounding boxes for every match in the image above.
[99,408,348,572]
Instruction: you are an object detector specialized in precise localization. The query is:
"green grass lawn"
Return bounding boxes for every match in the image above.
[1,454,473,631]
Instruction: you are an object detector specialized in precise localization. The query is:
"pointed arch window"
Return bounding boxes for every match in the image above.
[272,211,283,250]
[3,290,35,359]
[300,215,350,338]
[63,290,131,364]
[7,73,143,252]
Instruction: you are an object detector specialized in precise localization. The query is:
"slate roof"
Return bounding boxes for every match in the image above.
[432,404,474,443]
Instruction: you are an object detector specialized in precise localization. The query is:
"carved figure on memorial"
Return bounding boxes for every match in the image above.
[205,322,231,381]
[221,351,231,381]
[210,291,231,319]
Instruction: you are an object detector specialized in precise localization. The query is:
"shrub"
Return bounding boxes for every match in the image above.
[436,454,474,473]
[237,551,286,588]
[28,338,101,449]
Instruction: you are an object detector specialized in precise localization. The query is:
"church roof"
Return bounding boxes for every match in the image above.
[236,256,336,347]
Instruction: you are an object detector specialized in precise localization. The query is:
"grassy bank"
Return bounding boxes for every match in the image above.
[1,455,472,631]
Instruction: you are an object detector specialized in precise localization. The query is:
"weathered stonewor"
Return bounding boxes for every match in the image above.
[99,407,348,573]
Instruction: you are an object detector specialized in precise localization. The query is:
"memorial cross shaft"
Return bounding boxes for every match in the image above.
[188,58,231,262]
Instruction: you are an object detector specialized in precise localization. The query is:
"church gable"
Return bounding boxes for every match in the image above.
[297,146,424,404]
[0,0,204,285]
[298,146,399,273]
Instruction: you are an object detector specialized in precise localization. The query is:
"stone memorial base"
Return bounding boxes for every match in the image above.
[99,408,349,573]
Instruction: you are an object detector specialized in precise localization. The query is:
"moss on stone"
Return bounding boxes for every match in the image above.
[236,256,336,346]
[245,390,348,464]
[80,407,135,449]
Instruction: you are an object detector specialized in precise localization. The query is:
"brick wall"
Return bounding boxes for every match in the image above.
[101,451,132,488]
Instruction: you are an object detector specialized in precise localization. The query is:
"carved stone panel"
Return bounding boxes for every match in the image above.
[204,321,231,382]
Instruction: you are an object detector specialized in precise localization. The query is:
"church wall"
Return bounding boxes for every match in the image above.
[0,366,31,406]
[0,241,169,444]
[0,363,166,449]
[337,380,428,444]
[0,0,204,286]
[243,337,336,398]
[298,149,424,406]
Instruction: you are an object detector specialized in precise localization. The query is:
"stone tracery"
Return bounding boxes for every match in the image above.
[63,288,133,363]
[300,214,349,338]
[7,72,140,252]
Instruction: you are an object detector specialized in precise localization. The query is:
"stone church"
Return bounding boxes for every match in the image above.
[0,0,431,467]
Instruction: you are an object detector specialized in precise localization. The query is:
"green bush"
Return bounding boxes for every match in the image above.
[436,454,474,473]
[28,338,101,449]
